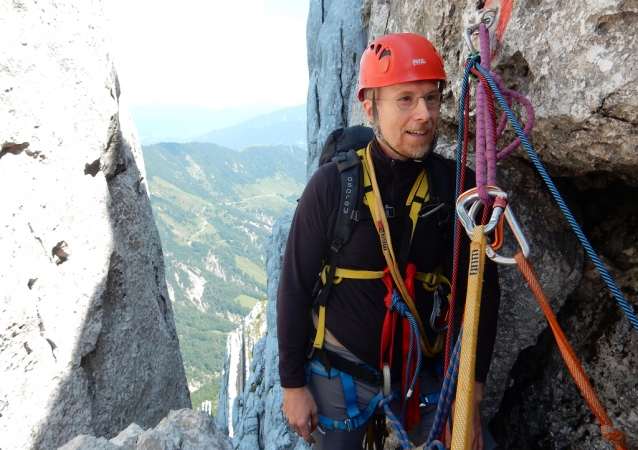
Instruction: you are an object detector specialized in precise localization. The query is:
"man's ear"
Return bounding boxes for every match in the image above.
[362,98,374,123]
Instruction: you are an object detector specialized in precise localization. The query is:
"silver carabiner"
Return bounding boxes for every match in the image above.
[464,8,498,54]
[456,187,531,266]
[430,288,448,333]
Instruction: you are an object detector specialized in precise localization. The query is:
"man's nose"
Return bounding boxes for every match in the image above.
[413,96,432,120]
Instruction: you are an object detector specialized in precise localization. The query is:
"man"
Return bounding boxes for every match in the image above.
[277,33,500,449]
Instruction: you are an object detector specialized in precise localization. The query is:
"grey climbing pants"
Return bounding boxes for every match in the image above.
[308,342,498,449]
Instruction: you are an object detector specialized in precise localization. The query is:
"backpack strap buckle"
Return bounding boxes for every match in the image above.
[384,205,395,218]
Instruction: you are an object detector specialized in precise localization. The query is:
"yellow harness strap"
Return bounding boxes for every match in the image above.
[415,270,451,292]
[321,266,385,284]
[321,265,450,291]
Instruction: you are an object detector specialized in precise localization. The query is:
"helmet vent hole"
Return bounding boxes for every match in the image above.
[378,49,391,73]
[375,44,382,55]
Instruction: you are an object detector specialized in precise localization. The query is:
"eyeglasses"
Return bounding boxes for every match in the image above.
[376,93,442,110]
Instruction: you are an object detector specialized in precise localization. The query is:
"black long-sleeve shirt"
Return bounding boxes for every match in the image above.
[277,139,500,388]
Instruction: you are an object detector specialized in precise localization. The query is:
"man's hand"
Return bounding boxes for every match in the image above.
[445,381,485,450]
[282,386,319,444]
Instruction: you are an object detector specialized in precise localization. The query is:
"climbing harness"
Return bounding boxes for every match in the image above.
[307,359,384,432]
[436,11,632,448]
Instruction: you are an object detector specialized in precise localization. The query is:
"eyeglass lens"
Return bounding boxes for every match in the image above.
[396,94,441,110]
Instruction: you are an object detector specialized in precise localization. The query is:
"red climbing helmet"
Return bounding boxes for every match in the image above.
[357,33,446,101]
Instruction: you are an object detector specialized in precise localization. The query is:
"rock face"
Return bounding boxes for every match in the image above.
[230,215,311,450]
[58,409,232,450]
[0,1,190,449]
[227,0,638,448]
[216,299,268,437]
[306,0,367,178]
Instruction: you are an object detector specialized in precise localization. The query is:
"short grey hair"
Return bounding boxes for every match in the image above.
[363,88,375,100]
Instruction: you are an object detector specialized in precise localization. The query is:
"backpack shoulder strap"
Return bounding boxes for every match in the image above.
[312,148,364,354]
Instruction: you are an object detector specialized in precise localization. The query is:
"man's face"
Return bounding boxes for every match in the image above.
[363,80,440,161]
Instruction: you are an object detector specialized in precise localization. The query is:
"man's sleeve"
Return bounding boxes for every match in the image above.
[277,165,338,388]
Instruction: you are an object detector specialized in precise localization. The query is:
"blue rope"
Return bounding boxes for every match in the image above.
[379,393,412,449]
[425,329,463,448]
[390,289,422,425]
[473,63,638,334]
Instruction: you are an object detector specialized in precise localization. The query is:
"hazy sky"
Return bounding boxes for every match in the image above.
[107,0,310,110]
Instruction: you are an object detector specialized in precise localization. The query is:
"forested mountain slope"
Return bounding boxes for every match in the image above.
[142,142,306,411]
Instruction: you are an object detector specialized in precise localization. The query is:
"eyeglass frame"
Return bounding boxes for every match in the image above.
[374,92,442,111]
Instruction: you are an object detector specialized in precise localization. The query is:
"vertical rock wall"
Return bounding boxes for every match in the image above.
[229,215,310,450]
[217,299,267,437]
[0,1,190,449]
[306,0,368,178]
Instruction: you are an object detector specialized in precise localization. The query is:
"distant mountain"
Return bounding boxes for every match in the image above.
[196,104,306,150]
[141,141,306,413]
[130,103,285,145]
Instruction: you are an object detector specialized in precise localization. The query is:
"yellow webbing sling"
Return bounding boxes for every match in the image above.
[451,225,487,449]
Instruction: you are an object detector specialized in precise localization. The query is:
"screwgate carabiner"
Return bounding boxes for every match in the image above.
[456,187,531,266]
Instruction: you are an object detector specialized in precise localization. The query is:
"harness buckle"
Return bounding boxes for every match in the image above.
[305,340,316,360]
[344,418,352,432]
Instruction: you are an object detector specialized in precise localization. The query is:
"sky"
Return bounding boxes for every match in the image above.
[107,0,310,110]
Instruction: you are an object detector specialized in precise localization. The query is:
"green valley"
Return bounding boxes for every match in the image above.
[141,142,306,413]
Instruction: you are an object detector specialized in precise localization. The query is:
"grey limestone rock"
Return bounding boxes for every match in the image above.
[306,0,368,178]
[59,436,121,450]
[59,410,232,450]
[0,1,190,449]
[217,299,267,437]
[230,215,311,450]
[110,424,145,450]
[356,0,638,181]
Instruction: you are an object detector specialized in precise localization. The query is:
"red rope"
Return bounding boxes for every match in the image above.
[515,254,627,449]
[445,86,471,374]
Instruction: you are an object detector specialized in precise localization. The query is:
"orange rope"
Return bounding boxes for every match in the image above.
[514,253,627,449]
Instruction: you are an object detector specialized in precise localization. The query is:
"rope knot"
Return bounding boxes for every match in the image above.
[601,424,627,447]
[390,289,411,317]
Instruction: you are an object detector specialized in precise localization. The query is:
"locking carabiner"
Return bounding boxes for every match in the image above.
[456,187,531,266]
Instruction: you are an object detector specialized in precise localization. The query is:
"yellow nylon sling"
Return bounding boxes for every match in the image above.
[361,143,444,358]
[451,225,487,449]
